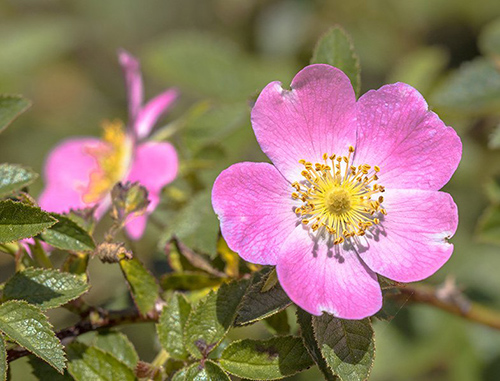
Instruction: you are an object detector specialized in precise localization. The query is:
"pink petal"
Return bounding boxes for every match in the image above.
[251,64,357,182]
[359,189,458,283]
[276,226,382,319]
[124,141,178,239]
[118,49,144,126]
[212,162,298,265]
[126,141,178,192]
[135,89,178,139]
[39,138,103,213]
[354,83,462,190]
[124,210,148,240]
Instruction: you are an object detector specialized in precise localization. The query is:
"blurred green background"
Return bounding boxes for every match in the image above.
[2,0,500,380]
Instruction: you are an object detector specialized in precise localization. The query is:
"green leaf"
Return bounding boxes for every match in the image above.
[0,300,66,373]
[263,310,290,336]
[479,17,500,57]
[29,356,73,381]
[158,293,192,360]
[67,343,135,381]
[119,257,160,315]
[0,200,57,243]
[184,278,250,358]
[311,26,361,96]
[296,309,337,381]
[3,267,89,310]
[161,272,224,291]
[174,361,230,381]
[236,268,292,326]
[313,314,375,381]
[0,164,38,198]
[162,192,219,258]
[93,331,139,370]
[0,335,6,381]
[145,32,296,101]
[40,213,95,252]
[0,95,31,134]
[219,336,314,380]
[477,204,500,245]
[431,58,500,114]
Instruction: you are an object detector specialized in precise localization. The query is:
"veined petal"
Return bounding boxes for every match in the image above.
[359,189,458,282]
[212,162,298,265]
[135,89,178,139]
[354,83,462,190]
[124,141,178,240]
[39,138,103,213]
[118,49,144,126]
[276,226,382,319]
[251,64,357,182]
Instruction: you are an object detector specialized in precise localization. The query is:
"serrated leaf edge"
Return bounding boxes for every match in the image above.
[0,300,66,373]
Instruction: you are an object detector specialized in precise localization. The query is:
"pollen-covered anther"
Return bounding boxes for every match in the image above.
[292,147,386,244]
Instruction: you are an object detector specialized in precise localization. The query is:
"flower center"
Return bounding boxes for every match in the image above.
[83,120,133,204]
[292,146,386,244]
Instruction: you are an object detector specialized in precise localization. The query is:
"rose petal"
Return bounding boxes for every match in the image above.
[39,138,103,213]
[124,142,178,240]
[135,89,178,139]
[212,162,298,265]
[277,226,382,319]
[118,49,144,126]
[354,83,462,190]
[251,64,357,182]
[358,189,458,282]
[126,141,178,192]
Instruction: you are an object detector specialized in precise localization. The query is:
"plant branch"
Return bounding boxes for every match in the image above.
[393,281,500,330]
[6,306,161,363]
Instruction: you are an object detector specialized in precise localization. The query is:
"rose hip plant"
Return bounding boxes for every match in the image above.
[0,26,500,381]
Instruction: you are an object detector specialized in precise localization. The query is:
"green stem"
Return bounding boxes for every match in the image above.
[151,349,170,368]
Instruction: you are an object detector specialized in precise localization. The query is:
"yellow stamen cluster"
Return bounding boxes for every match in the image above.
[83,120,133,204]
[292,146,386,244]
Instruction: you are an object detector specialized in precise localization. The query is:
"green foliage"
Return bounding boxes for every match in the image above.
[174,361,230,381]
[431,58,500,114]
[184,279,250,359]
[161,272,224,291]
[119,257,160,316]
[3,267,89,310]
[40,213,95,252]
[313,314,375,381]
[162,192,220,258]
[0,164,38,198]
[263,310,290,336]
[219,336,314,380]
[490,123,500,149]
[236,268,292,326]
[145,32,296,101]
[0,200,57,243]
[67,343,135,381]
[311,26,361,96]
[477,204,500,245]
[0,335,6,381]
[0,300,65,373]
[296,309,337,381]
[93,331,139,370]
[479,17,500,57]
[158,293,192,360]
[0,95,31,134]
[29,357,73,381]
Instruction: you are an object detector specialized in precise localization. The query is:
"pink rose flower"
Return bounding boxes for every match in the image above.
[212,64,462,319]
[39,50,178,240]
